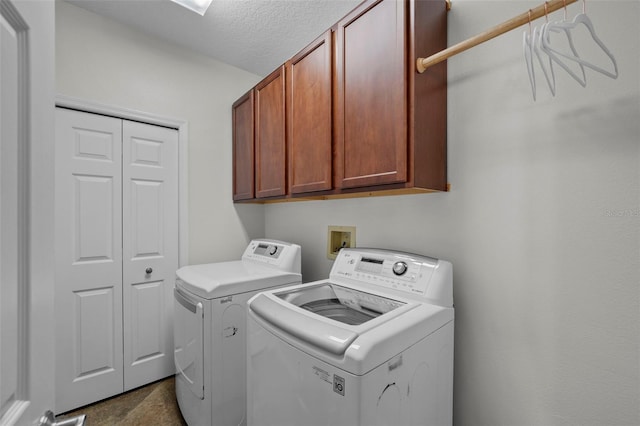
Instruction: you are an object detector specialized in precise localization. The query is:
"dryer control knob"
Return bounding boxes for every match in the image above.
[392,261,408,276]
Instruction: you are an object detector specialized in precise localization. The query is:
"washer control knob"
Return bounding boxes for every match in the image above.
[392,261,408,276]
[269,245,278,256]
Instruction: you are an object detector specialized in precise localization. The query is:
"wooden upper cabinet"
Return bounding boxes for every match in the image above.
[231,0,447,202]
[335,0,408,189]
[287,31,333,195]
[411,0,448,191]
[255,65,287,199]
[232,90,254,201]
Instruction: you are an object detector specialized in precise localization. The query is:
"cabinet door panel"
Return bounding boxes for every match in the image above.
[232,91,254,200]
[255,66,286,198]
[287,31,333,194]
[336,0,407,189]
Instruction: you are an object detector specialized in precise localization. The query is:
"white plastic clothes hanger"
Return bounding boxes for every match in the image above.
[543,0,618,81]
[523,11,537,100]
[524,32,537,100]
[541,8,588,87]
[531,3,556,96]
[543,6,618,79]
[532,16,556,96]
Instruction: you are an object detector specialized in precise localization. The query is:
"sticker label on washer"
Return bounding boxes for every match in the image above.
[333,374,345,396]
[312,366,332,384]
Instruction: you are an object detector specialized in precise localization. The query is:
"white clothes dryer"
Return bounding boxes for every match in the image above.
[174,239,301,426]
[247,248,454,426]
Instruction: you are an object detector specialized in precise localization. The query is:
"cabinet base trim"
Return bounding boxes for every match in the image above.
[235,185,451,204]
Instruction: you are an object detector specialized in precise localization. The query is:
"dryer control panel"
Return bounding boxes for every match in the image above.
[242,239,302,273]
[330,248,452,307]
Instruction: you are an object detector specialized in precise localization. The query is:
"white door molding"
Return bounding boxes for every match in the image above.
[1,0,31,422]
[1,0,56,424]
[55,94,189,267]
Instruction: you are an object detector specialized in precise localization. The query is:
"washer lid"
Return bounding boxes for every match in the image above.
[250,292,360,355]
[277,283,405,326]
[249,283,411,356]
[176,261,301,299]
[249,280,454,375]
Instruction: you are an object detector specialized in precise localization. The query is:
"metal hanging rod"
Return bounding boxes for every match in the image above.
[416,0,579,73]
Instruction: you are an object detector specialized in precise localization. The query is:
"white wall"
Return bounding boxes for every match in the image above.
[265,1,640,425]
[55,0,639,424]
[56,1,264,264]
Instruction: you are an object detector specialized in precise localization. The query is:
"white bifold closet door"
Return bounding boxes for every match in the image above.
[122,119,178,391]
[55,108,178,414]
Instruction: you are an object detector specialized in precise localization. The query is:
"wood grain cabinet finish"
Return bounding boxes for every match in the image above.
[232,91,254,201]
[255,65,287,199]
[231,0,447,202]
[335,0,448,193]
[286,30,333,195]
[335,0,407,189]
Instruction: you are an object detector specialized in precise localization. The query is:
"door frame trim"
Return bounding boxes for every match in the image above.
[1,0,31,423]
[55,95,189,266]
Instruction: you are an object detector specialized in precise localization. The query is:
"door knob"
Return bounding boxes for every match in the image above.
[145,267,153,274]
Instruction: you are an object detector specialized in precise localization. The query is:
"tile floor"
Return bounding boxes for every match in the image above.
[56,376,187,426]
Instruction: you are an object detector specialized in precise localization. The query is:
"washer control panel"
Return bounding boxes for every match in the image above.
[331,248,438,296]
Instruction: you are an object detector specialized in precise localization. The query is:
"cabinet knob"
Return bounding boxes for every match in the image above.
[145,267,153,274]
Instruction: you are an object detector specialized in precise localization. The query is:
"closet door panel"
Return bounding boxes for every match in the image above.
[130,179,164,257]
[72,175,115,261]
[55,108,124,413]
[122,120,179,391]
[73,287,118,376]
[128,280,165,365]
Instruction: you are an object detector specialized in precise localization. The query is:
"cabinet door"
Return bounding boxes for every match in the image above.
[232,91,255,201]
[287,31,333,194]
[122,121,179,391]
[255,66,287,198]
[335,0,407,189]
[55,108,124,413]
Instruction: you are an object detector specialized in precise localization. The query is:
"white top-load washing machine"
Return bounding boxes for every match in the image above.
[247,248,454,426]
[174,239,301,426]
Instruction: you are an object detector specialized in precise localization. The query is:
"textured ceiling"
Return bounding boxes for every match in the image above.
[66,0,361,77]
